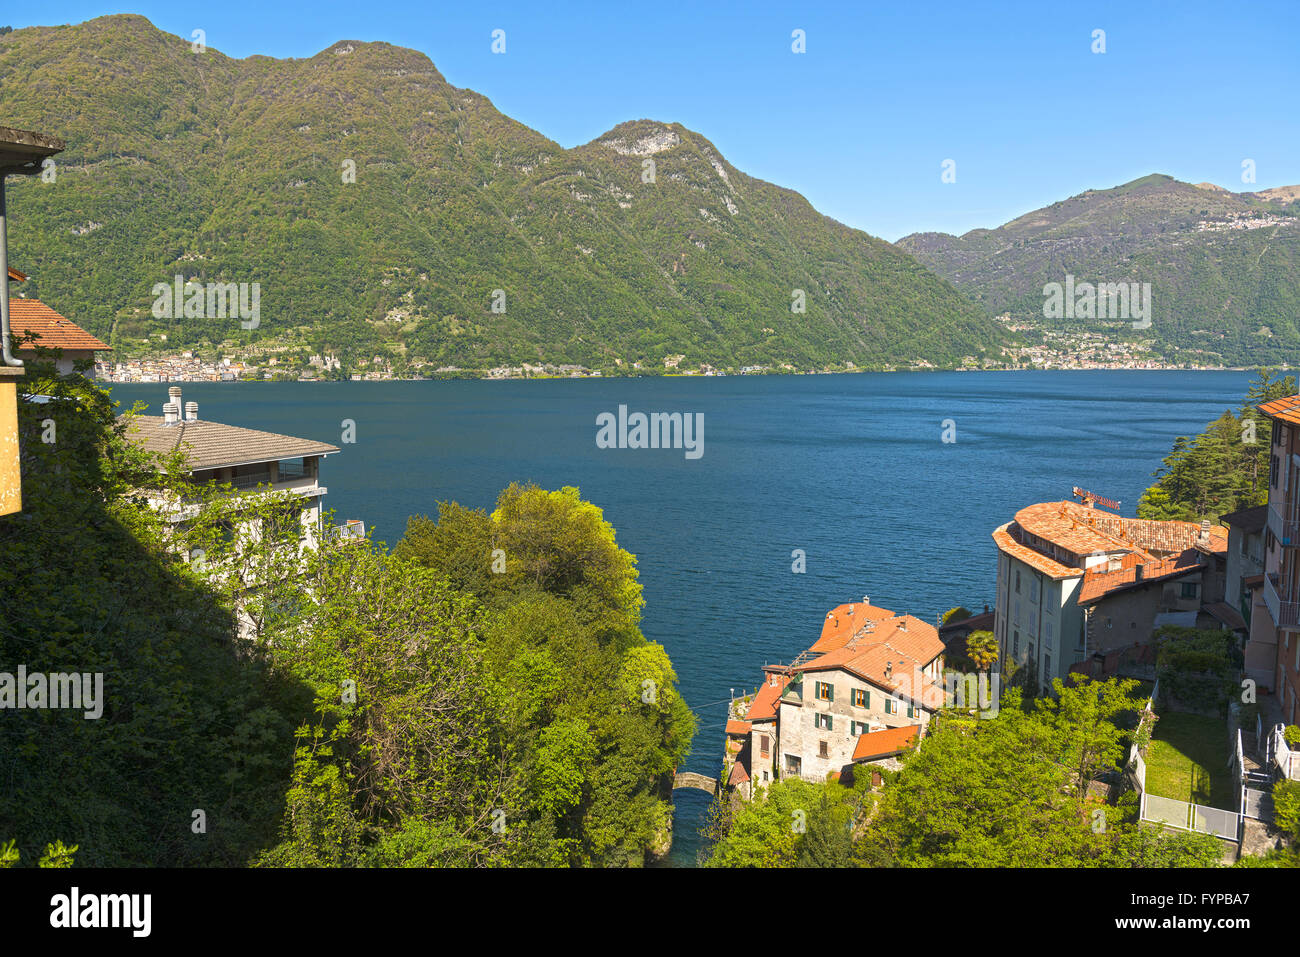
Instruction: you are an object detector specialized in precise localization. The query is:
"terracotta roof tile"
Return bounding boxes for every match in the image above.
[799,614,946,706]
[8,298,110,351]
[745,675,788,722]
[724,719,752,736]
[1259,394,1300,426]
[992,523,1080,579]
[1077,548,1203,604]
[852,725,920,761]
[7,267,26,282]
[727,759,750,786]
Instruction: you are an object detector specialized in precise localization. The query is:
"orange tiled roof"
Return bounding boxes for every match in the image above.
[745,675,789,722]
[992,522,1080,579]
[1076,548,1203,604]
[1259,395,1300,426]
[724,719,752,736]
[799,612,946,706]
[995,502,1227,579]
[8,298,109,351]
[813,602,897,653]
[852,725,920,761]
[727,759,750,786]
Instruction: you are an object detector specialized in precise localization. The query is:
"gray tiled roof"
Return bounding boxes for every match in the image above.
[123,415,340,471]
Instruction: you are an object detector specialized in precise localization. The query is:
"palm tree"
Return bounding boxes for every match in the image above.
[965,629,999,672]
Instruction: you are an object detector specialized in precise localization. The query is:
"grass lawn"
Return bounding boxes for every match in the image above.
[1144,712,1234,810]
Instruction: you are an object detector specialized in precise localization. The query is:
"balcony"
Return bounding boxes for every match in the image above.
[1264,575,1300,631]
[1268,503,1300,547]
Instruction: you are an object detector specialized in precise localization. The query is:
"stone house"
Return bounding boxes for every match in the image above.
[728,600,943,790]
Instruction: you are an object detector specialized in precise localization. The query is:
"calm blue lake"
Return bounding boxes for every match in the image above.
[109,370,1254,865]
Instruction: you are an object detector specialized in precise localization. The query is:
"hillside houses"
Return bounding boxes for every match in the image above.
[992,491,1229,689]
[725,599,945,797]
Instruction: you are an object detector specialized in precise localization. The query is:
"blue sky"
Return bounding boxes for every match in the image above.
[12,1,1300,240]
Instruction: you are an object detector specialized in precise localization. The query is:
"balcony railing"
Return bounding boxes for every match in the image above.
[1268,503,1300,547]
[230,469,274,490]
[1264,575,1300,630]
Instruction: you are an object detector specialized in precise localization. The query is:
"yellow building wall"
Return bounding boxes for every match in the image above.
[0,380,19,516]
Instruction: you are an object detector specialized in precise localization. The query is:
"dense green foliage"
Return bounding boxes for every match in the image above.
[900,174,1300,365]
[704,678,1224,867]
[0,15,1000,374]
[0,366,303,865]
[1151,626,1239,714]
[1138,368,1296,521]
[0,366,691,866]
[390,486,695,865]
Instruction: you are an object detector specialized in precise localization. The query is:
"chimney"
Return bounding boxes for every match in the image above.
[185,401,198,422]
[163,401,179,426]
[169,385,182,406]
[1198,519,1210,545]
[898,618,908,631]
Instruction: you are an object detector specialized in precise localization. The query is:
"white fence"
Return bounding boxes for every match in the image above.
[1130,683,1240,843]
[1139,788,1241,840]
[1272,725,1300,780]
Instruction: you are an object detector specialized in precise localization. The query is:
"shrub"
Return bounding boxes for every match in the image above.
[1273,780,1300,842]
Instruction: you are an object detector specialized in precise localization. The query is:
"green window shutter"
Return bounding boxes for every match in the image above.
[828,684,834,702]
[907,703,915,718]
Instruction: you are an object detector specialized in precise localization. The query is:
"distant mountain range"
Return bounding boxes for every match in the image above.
[898,174,1300,366]
[0,15,999,373]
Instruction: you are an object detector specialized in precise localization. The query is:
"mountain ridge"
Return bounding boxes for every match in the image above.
[897,173,1300,364]
[0,15,999,373]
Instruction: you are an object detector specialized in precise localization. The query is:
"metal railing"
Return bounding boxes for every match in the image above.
[1264,575,1300,630]
[229,469,274,490]
[1274,724,1300,780]
[1268,503,1300,547]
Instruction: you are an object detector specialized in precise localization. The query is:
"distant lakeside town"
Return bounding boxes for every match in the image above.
[94,346,1263,384]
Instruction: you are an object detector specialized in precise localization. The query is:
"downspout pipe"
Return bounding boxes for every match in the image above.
[0,174,19,367]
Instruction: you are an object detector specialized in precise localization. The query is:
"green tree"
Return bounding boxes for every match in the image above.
[964,630,999,672]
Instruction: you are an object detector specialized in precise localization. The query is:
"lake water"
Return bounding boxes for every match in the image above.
[109,370,1254,865]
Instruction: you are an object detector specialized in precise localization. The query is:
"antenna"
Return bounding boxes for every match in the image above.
[1072,486,1121,510]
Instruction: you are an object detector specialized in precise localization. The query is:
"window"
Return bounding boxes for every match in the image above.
[1030,577,1039,603]
[815,681,833,702]
[1013,632,1020,657]
[814,712,833,731]
[906,703,915,719]
[760,734,769,758]
[852,688,868,708]
[1015,569,1021,594]
[884,699,895,715]
[1181,582,1199,600]
[851,720,872,735]
[1272,454,1280,488]
[785,755,801,775]
[819,741,829,758]
[1044,654,1051,678]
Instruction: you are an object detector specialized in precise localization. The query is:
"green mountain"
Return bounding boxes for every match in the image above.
[898,174,1300,366]
[0,15,999,373]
